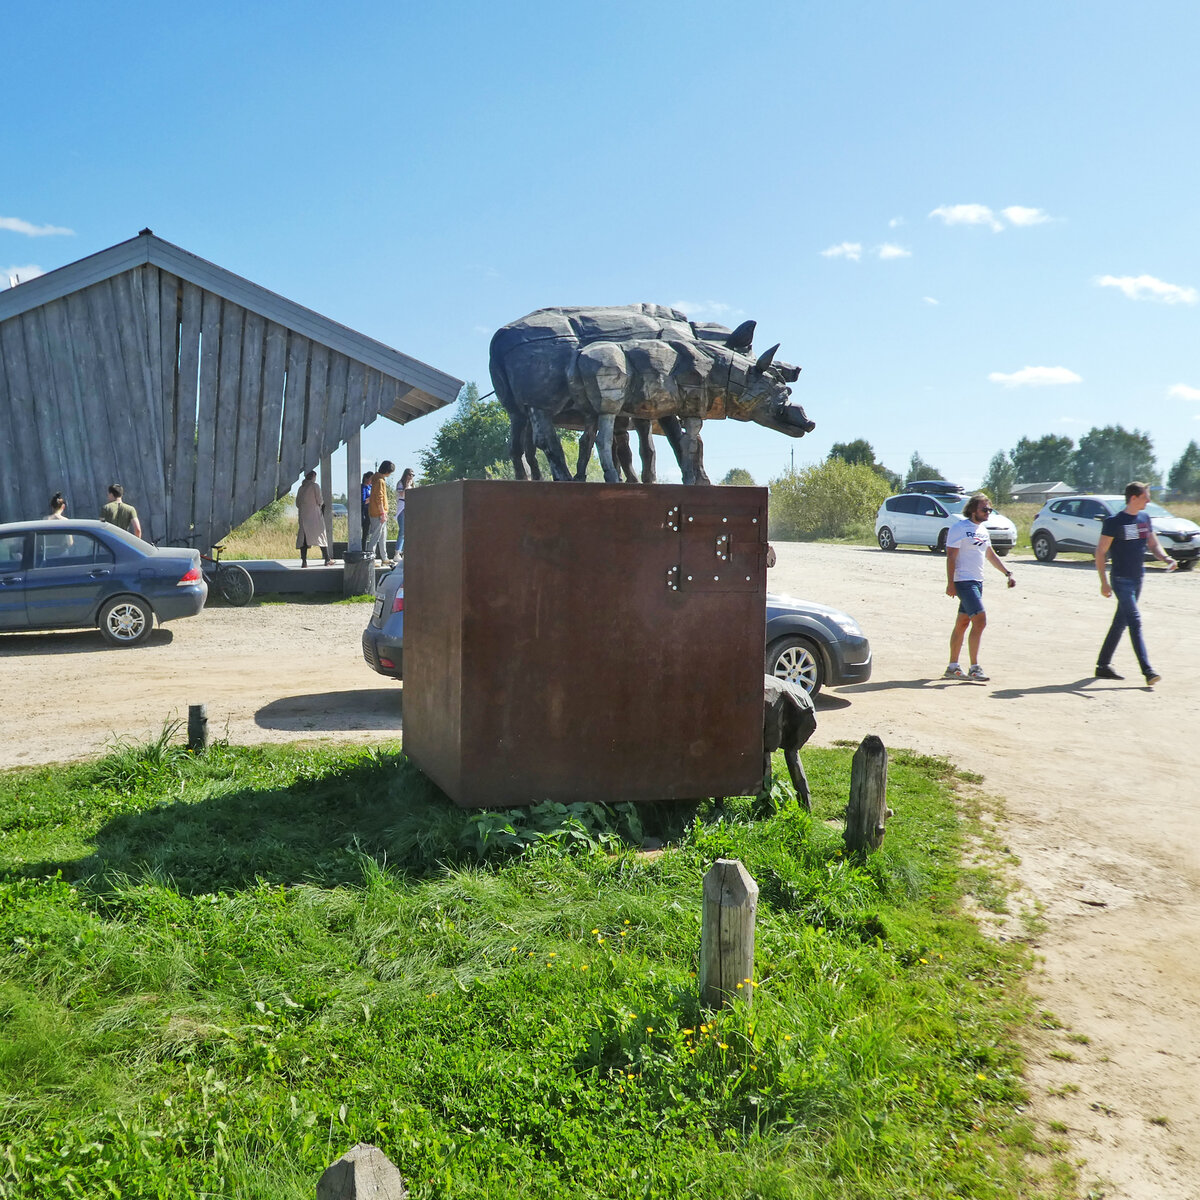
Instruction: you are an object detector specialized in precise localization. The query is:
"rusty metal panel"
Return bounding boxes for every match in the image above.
[403,480,766,808]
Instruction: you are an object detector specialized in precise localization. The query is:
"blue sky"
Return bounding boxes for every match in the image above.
[5,1,1199,491]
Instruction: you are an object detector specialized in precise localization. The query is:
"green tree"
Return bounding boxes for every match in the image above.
[980,451,1017,503]
[829,439,902,491]
[418,383,512,482]
[905,452,943,485]
[1167,441,1200,497]
[1009,434,1074,483]
[768,458,893,540]
[1070,425,1158,493]
[720,468,757,486]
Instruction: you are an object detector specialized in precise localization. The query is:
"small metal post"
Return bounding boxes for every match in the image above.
[187,703,208,752]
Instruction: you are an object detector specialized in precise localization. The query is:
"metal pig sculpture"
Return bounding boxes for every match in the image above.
[489,304,814,485]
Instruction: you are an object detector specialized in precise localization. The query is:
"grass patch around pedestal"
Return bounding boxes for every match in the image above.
[0,738,1065,1199]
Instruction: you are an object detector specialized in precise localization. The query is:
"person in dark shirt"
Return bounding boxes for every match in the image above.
[1094,481,1177,685]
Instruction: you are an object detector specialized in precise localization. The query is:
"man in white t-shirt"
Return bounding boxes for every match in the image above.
[943,493,1016,682]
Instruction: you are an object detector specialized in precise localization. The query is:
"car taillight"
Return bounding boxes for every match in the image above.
[179,566,202,584]
[391,594,404,613]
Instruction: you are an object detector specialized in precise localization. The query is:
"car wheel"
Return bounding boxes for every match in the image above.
[1176,558,1195,571]
[877,526,896,551]
[995,547,1010,558]
[932,529,947,553]
[98,596,154,646]
[766,635,824,697]
[1032,531,1057,562]
[217,564,255,606]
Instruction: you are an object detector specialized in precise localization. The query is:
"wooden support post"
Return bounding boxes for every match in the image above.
[699,859,758,1010]
[320,452,334,549]
[844,734,889,857]
[346,429,362,553]
[187,704,208,752]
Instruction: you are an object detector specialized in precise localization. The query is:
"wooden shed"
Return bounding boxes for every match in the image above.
[0,230,463,549]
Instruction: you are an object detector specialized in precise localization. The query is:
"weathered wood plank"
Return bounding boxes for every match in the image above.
[0,329,22,520]
[192,290,223,549]
[63,288,120,517]
[110,270,167,539]
[210,300,244,542]
[342,357,367,446]
[2,316,52,517]
[255,320,289,511]
[16,310,69,500]
[301,342,330,474]
[84,279,145,517]
[320,452,334,549]
[381,379,424,421]
[278,332,310,494]
[845,735,889,857]
[141,266,166,481]
[324,351,350,454]
[232,309,265,524]
[172,281,203,539]
[40,299,91,502]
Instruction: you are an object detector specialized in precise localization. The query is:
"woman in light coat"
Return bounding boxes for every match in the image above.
[295,471,332,566]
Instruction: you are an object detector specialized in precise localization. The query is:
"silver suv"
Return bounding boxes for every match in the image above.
[875,492,1017,555]
[1030,495,1200,568]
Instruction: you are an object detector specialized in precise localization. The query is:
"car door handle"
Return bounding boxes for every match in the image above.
[0,575,22,585]
[90,568,112,578]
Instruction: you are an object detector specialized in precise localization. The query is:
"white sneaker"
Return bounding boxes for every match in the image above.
[968,665,990,681]
[943,665,966,679]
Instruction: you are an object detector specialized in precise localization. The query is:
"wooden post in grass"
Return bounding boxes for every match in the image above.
[700,859,758,1010]
[317,1143,408,1199]
[844,734,889,857]
[187,704,208,752]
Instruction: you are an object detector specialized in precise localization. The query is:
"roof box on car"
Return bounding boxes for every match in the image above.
[907,480,965,496]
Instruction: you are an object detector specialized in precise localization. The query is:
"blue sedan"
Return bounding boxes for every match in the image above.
[363,565,872,699]
[0,520,208,647]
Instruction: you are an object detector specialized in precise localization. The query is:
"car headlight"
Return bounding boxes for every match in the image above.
[828,614,863,636]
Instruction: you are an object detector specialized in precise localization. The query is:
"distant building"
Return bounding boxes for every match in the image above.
[1010,481,1076,505]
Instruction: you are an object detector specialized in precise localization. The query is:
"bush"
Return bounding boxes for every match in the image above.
[769,459,892,540]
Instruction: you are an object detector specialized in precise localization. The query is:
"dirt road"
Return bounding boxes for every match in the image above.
[1,543,1196,1198]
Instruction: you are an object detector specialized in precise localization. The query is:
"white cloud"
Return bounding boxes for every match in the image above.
[1001,206,1052,226]
[988,366,1083,387]
[820,242,862,261]
[888,216,905,228]
[876,243,911,259]
[3,264,45,286]
[0,216,74,237]
[670,300,738,321]
[922,296,939,305]
[929,204,1003,232]
[1095,274,1198,305]
[1168,383,1200,401]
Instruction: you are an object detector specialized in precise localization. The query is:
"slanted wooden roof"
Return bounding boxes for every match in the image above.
[0,231,462,548]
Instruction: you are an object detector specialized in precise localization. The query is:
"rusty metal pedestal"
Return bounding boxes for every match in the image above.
[402,480,767,808]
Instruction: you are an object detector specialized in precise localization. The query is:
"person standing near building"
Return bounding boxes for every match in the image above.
[46,492,68,519]
[943,493,1016,682]
[295,470,332,567]
[100,484,142,538]
[365,461,395,565]
[360,470,373,545]
[395,468,415,556]
[1094,481,1176,685]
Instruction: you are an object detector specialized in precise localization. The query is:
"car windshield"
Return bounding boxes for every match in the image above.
[941,498,968,515]
[1145,503,1172,518]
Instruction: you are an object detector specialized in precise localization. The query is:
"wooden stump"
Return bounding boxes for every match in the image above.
[317,1143,408,1200]
[844,734,888,857]
[699,859,759,1009]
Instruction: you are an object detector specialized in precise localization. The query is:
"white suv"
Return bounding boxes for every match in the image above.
[1031,495,1200,568]
[875,493,1018,555]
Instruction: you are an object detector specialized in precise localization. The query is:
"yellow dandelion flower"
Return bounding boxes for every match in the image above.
[750,1064,758,1071]
[581,964,589,971]
[620,930,628,937]
[976,1073,987,1081]
[548,952,556,957]
[750,981,759,988]
[591,928,599,935]
[682,1029,694,1035]
[646,1027,654,1033]
[718,1042,729,1050]
[624,919,631,925]
[784,1035,792,1042]
[919,958,928,964]
[736,982,744,989]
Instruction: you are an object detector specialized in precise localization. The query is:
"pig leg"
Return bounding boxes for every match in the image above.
[595,412,620,483]
[679,417,711,486]
[529,409,573,481]
[574,422,596,481]
[634,418,657,483]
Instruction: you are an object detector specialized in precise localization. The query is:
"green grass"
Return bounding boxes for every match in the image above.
[0,737,1061,1199]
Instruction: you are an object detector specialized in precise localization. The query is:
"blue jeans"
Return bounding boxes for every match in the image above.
[396,510,406,555]
[1098,575,1152,675]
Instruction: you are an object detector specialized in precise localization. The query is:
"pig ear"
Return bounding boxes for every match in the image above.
[725,320,756,352]
[755,343,779,371]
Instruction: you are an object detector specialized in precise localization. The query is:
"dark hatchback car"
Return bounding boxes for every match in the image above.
[363,566,872,698]
[0,520,207,646]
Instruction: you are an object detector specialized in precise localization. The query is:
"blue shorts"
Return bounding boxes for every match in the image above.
[954,580,985,616]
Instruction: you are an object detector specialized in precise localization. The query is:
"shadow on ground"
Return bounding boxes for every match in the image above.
[0,627,175,656]
[255,688,402,731]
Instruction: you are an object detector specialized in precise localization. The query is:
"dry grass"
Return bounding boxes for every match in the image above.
[220,515,388,559]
